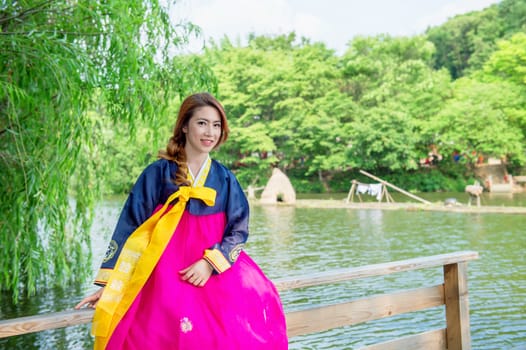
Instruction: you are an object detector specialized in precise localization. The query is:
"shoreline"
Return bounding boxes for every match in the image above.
[252,199,526,214]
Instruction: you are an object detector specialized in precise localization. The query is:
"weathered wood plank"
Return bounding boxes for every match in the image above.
[444,262,472,350]
[0,309,94,339]
[285,285,444,337]
[360,328,446,350]
[274,251,478,291]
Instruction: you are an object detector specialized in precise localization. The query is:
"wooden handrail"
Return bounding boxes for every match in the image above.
[0,251,479,349]
[273,250,478,291]
[0,309,94,339]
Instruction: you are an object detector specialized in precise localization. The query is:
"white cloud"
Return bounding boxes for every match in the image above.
[171,0,501,54]
[293,13,323,41]
[183,0,294,40]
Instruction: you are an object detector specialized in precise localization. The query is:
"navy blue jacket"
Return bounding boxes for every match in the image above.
[96,158,249,285]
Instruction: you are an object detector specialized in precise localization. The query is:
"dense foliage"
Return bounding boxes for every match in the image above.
[1,0,525,298]
[0,0,216,299]
[204,0,526,191]
[427,0,526,78]
[99,0,526,194]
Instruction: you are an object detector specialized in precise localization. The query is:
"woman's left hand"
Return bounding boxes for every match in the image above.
[179,259,214,287]
[74,287,105,310]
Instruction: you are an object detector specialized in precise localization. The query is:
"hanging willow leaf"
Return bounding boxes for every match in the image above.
[0,0,216,301]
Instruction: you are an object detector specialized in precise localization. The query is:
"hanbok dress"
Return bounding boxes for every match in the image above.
[91,157,288,349]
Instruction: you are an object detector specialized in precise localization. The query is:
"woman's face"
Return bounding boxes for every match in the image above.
[182,106,222,156]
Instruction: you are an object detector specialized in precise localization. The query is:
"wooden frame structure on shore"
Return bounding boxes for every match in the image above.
[346,170,432,205]
[0,251,478,349]
[346,179,394,203]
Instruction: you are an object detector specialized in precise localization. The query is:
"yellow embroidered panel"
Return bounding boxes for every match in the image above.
[94,268,112,285]
[92,186,216,350]
[204,248,231,273]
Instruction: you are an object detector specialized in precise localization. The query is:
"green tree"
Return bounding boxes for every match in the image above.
[341,35,452,172]
[347,103,420,171]
[0,1,213,299]
[430,78,526,166]
[426,4,502,78]
[497,0,526,34]
[426,0,526,79]
[204,41,286,185]
[483,32,526,85]
[480,32,526,143]
[206,34,352,189]
[199,3,526,192]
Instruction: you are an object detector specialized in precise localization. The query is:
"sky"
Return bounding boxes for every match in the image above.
[171,0,501,54]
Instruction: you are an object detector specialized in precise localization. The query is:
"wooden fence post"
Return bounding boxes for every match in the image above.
[444,262,472,350]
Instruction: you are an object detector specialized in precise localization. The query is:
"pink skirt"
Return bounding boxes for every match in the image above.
[106,211,288,349]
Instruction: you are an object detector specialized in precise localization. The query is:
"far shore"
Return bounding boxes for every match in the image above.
[251,198,526,215]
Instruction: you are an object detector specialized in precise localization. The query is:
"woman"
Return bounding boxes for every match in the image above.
[76,92,288,349]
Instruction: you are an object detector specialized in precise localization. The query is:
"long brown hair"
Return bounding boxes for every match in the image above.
[158,92,229,185]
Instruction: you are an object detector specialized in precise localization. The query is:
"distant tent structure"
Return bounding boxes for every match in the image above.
[260,168,296,204]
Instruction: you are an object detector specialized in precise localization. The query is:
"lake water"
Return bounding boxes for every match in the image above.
[1,192,525,349]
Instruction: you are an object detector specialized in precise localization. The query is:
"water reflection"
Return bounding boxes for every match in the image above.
[1,193,525,349]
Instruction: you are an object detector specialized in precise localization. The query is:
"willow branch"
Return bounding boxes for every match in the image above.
[0,0,54,25]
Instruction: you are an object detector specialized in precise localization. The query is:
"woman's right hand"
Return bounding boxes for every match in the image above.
[75,287,105,310]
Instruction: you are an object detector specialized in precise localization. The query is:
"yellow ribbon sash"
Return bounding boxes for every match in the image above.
[92,186,216,349]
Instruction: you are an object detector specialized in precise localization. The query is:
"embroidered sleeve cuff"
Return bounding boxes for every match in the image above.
[203,248,231,273]
[94,268,113,286]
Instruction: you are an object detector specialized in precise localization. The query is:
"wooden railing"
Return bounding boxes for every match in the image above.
[0,251,479,349]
